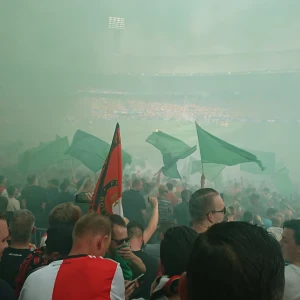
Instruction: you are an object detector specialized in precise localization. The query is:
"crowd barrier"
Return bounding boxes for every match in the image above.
[33,227,47,246]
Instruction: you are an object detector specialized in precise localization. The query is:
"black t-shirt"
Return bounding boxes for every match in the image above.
[0,279,13,300]
[174,202,191,226]
[46,187,61,212]
[122,190,146,225]
[58,192,74,204]
[0,247,32,289]
[21,185,46,213]
[132,250,159,299]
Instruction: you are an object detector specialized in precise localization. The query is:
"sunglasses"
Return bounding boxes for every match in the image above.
[206,207,227,216]
[112,237,130,246]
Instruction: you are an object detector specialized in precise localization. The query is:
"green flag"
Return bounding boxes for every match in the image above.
[240,149,275,175]
[271,167,293,198]
[146,131,197,179]
[191,160,225,182]
[18,136,69,173]
[195,123,264,170]
[66,130,132,172]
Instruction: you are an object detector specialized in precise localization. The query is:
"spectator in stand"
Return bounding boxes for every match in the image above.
[0,213,13,300]
[247,193,264,216]
[107,214,146,281]
[0,176,8,198]
[15,203,82,298]
[189,188,225,233]
[0,210,34,289]
[174,189,192,226]
[180,222,285,300]
[6,185,20,212]
[281,219,300,300]
[157,185,173,223]
[58,179,74,204]
[151,226,197,300]
[19,213,127,300]
[127,222,159,299]
[21,175,46,214]
[166,183,179,207]
[144,220,177,261]
[267,216,283,242]
[122,179,147,226]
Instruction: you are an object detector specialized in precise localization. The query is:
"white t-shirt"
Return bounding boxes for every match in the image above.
[7,197,20,212]
[284,264,300,300]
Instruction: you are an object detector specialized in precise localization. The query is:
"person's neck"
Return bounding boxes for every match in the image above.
[10,241,30,250]
[68,243,91,257]
[129,238,142,251]
[192,221,211,233]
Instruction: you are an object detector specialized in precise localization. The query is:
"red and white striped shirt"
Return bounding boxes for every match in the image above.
[19,255,125,300]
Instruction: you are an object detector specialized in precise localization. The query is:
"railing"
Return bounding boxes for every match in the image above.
[32,227,47,247]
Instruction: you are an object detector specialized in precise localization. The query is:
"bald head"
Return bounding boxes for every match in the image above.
[132,179,143,191]
[70,213,112,257]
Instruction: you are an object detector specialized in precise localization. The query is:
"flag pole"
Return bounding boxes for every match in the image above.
[201,162,205,188]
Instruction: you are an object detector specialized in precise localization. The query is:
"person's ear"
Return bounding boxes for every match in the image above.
[207,212,214,224]
[32,226,36,234]
[179,272,188,300]
[97,235,111,256]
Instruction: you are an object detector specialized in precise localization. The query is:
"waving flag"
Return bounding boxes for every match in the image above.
[146,130,196,179]
[66,130,131,172]
[89,123,123,216]
[195,123,264,170]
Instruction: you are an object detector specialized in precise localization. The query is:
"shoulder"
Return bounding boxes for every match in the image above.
[0,279,13,299]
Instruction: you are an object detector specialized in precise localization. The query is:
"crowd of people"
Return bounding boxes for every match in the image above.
[90,98,232,122]
[0,170,299,299]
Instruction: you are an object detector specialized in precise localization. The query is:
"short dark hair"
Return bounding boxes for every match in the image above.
[160,226,197,277]
[166,183,173,191]
[283,219,300,245]
[45,226,73,256]
[242,211,253,223]
[109,214,126,230]
[186,222,285,300]
[181,189,192,202]
[127,221,144,239]
[7,185,16,197]
[27,175,37,185]
[132,178,142,188]
[189,188,219,222]
[10,210,35,243]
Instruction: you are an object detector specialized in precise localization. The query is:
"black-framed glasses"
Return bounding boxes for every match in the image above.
[206,207,227,216]
[112,237,130,246]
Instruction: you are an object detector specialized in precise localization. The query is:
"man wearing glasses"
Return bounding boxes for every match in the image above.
[189,188,225,233]
[107,214,146,281]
